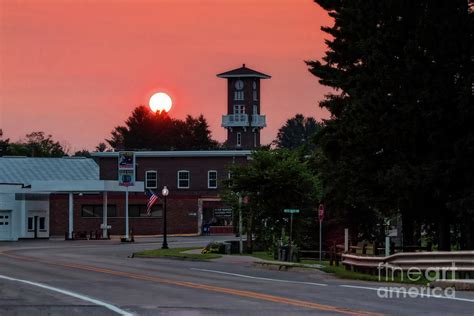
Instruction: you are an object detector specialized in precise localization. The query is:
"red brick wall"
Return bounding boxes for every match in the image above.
[49,154,249,236]
[98,155,248,193]
[50,193,200,236]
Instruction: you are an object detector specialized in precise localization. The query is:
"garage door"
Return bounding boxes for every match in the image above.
[0,212,11,240]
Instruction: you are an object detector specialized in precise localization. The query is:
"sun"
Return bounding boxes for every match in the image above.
[149,92,172,113]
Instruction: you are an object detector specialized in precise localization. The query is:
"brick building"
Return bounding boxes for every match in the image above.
[50,151,250,237]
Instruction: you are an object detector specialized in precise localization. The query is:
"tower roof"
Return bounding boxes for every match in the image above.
[217,64,271,79]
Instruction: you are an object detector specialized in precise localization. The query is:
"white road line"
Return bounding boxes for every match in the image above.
[0,274,134,316]
[339,284,474,303]
[191,268,328,287]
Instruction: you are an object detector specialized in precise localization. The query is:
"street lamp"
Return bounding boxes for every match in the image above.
[161,186,169,249]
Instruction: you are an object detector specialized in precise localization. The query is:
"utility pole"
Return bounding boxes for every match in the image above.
[238,195,243,254]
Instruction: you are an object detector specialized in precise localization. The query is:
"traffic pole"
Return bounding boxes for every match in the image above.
[319,219,322,265]
[289,213,293,261]
[318,204,325,265]
[238,195,243,255]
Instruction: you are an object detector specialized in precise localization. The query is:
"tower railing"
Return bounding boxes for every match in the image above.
[221,114,249,127]
[251,114,266,128]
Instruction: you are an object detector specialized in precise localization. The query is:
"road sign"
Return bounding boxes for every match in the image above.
[284,209,300,214]
[118,151,135,187]
[318,204,324,221]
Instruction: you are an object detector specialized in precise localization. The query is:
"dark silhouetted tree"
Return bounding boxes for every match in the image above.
[274,114,322,150]
[308,0,472,249]
[107,106,219,151]
[7,132,67,157]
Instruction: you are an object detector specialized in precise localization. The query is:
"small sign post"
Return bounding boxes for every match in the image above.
[118,151,135,241]
[284,209,300,261]
[318,204,324,265]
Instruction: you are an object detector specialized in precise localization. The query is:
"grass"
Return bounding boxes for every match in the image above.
[248,251,275,261]
[320,261,429,285]
[133,247,222,260]
[247,251,428,285]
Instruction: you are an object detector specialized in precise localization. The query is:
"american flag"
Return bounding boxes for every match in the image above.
[145,190,159,216]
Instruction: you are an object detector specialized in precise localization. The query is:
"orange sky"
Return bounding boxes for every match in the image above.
[0,0,332,151]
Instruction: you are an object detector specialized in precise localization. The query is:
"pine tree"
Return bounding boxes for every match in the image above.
[308,0,472,249]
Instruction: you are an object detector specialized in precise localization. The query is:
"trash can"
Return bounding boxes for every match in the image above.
[278,246,290,261]
[224,242,232,255]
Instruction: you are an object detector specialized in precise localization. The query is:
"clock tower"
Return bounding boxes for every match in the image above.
[217,64,271,149]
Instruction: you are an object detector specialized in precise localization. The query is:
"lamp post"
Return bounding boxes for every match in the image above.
[161,186,169,249]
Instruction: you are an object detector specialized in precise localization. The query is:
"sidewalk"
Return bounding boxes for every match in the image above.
[181,248,263,264]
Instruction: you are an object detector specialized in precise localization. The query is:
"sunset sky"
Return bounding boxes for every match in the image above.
[0,0,333,151]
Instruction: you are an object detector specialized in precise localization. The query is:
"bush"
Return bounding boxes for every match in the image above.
[201,242,225,254]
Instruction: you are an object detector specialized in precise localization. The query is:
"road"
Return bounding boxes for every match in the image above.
[0,236,473,315]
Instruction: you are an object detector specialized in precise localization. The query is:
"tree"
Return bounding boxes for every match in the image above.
[95,142,110,152]
[222,149,321,252]
[107,106,219,150]
[73,150,91,157]
[308,0,472,249]
[0,129,9,157]
[274,114,322,150]
[7,132,67,157]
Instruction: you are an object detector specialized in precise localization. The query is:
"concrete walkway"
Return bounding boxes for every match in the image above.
[180,248,263,264]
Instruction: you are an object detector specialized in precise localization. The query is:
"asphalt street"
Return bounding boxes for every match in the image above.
[0,236,473,315]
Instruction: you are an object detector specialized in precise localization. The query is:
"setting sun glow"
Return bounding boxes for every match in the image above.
[149,92,172,113]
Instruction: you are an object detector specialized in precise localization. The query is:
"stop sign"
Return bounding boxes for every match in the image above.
[318,204,324,221]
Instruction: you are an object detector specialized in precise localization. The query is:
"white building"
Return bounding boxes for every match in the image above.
[0,157,99,241]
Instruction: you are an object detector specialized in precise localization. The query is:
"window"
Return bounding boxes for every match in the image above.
[39,217,46,230]
[208,170,217,189]
[234,91,244,100]
[253,90,258,101]
[81,205,117,217]
[233,104,245,114]
[253,105,258,114]
[28,217,34,231]
[177,170,190,188]
[145,171,158,189]
[237,133,242,147]
[129,204,163,217]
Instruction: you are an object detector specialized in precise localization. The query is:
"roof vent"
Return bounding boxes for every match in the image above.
[243,63,246,68]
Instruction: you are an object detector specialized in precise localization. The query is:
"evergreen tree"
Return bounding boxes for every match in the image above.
[274,114,322,150]
[308,0,472,249]
[107,106,219,151]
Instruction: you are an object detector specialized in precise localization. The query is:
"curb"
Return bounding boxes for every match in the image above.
[429,280,474,291]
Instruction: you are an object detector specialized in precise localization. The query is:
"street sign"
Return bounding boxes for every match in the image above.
[318,204,324,221]
[118,151,134,169]
[284,209,300,214]
[118,169,134,186]
[118,151,135,187]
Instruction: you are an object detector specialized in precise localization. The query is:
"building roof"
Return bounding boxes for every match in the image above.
[217,64,271,79]
[0,157,99,185]
[92,150,252,158]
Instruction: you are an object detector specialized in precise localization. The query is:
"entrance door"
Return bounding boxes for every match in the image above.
[27,210,48,239]
[0,211,12,240]
[34,216,39,239]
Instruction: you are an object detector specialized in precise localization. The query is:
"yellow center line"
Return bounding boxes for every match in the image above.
[1,252,383,316]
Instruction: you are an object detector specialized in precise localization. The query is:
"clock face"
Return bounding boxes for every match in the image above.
[235,80,244,90]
